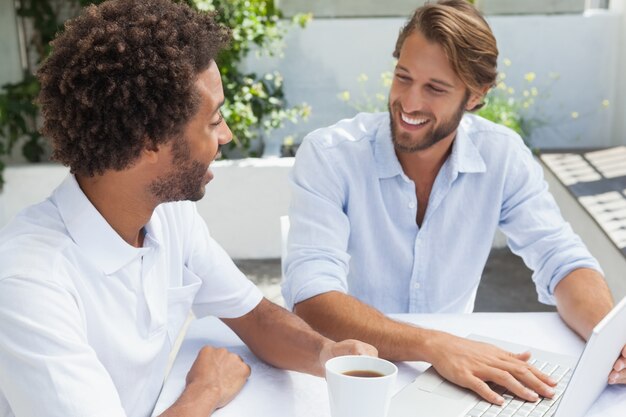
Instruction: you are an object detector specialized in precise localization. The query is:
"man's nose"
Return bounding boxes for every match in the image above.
[218,121,233,145]
[401,85,428,114]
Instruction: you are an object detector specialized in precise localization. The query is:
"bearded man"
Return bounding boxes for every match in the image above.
[282,0,623,406]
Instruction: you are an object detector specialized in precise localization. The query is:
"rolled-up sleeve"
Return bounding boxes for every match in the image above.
[281,137,352,310]
[499,141,603,305]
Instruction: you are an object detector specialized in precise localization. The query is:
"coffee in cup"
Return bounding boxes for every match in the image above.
[325,355,398,417]
[342,370,385,378]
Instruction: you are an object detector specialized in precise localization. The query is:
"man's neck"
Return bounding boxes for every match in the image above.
[76,172,156,248]
[396,134,456,227]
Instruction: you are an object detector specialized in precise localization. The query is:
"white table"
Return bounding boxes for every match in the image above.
[153,313,626,416]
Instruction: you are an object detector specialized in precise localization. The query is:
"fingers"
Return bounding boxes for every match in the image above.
[513,351,532,362]
[340,339,378,357]
[524,362,557,387]
[608,346,626,384]
[608,370,624,384]
[318,339,378,376]
[609,354,626,384]
[332,339,378,357]
[613,355,626,372]
[465,376,504,405]
[494,356,557,401]
[482,368,541,403]
[195,346,251,379]
[511,350,557,391]
[186,346,251,408]
[429,335,559,405]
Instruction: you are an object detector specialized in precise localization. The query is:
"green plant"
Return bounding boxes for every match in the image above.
[338,70,393,113]
[184,0,312,156]
[0,0,105,188]
[477,60,611,146]
[0,0,310,189]
[0,73,41,180]
[476,74,536,138]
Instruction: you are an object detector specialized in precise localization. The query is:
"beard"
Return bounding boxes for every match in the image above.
[148,136,208,203]
[389,93,468,153]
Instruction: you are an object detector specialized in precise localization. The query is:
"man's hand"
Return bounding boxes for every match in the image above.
[609,345,626,384]
[159,345,250,417]
[186,345,250,409]
[318,339,379,373]
[425,332,557,405]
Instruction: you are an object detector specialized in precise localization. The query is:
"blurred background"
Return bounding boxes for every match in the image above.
[1,0,624,311]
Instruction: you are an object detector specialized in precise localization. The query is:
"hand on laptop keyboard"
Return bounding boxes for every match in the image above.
[465,361,572,417]
[423,333,558,405]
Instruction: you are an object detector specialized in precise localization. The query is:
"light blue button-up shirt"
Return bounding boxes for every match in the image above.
[282,112,601,314]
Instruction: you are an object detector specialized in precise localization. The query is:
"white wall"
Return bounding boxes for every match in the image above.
[611,0,626,146]
[278,0,426,18]
[279,0,585,18]
[0,165,69,225]
[0,162,512,259]
[476,0,585,15]
[2,159,618,265]
[0,162,292,259]
[247,12,623,154]
[195,158,292,258]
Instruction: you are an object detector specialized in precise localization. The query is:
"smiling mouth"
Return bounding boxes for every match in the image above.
[400,112,428,126]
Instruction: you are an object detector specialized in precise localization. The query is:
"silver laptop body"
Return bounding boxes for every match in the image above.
[389,295,626,417]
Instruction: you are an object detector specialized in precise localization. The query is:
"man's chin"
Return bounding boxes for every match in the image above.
[392,132,434,153]
[187,186,206,202]
[170,183,207,203]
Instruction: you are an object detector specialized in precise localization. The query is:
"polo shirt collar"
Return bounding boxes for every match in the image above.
[53,174,148,275]
[374,113,486,179]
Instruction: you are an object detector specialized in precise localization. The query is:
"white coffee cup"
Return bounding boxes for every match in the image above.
[325,355,398,417]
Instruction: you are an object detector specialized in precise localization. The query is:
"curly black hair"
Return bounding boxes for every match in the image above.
[37,0,231,176]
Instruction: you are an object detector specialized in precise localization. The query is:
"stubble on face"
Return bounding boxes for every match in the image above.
[389,92,469,153]
[148,136,208,203]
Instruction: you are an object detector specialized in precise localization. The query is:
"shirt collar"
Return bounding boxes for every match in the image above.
[374,113,486,179]
[374,114,405,179]
[452,116,487,174]
[53,174,149,275]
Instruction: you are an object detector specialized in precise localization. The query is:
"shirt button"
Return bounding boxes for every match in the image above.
[413,282,421,290]
[408,201,416,209]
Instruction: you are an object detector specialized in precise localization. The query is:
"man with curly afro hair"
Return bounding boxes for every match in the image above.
[0,1,376,416]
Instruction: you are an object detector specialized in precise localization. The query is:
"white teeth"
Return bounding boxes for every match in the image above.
[401,113,427,126]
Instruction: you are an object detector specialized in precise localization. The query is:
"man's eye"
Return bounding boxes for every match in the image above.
[211,111,223,126]
[428,85,446,94]
[395,74,410,83]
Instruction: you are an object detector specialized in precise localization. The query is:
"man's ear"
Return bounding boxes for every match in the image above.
[466,84,491,112]
[141,139,161,164]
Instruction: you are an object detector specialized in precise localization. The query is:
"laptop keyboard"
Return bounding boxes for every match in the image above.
[464,359,573,417]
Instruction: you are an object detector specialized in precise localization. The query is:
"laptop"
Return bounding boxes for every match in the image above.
[388,295,626,417]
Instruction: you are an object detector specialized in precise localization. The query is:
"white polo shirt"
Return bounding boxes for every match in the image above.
[0,175,263,417]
